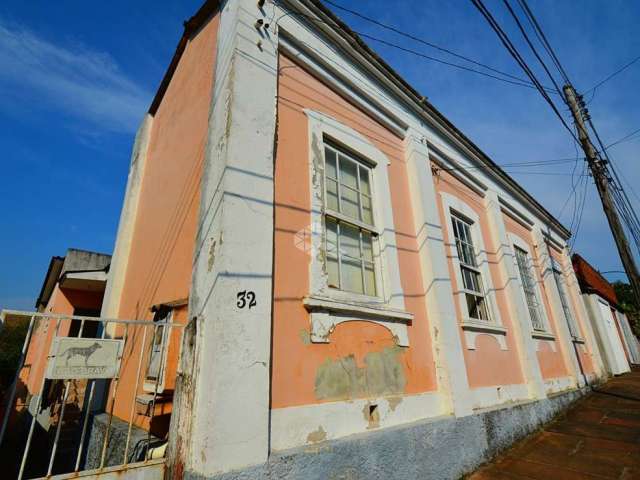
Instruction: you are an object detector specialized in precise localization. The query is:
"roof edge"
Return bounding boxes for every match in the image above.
[148,0,220,115]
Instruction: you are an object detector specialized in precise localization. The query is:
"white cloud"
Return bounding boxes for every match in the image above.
[0,18,151,133]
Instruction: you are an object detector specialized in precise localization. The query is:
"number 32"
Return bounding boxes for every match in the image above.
[237,291,257,309]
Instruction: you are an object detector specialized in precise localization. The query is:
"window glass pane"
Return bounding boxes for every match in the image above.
[326,178,339,211]
[466,294,489,321]
[362,195,373,224]
[326,218,338,257]
[341,186,360,220]
[342,257,364,293]
[515,247,545,330]
[360,167,371,195]
[326,218,340,288]
[339,155,358,189]
[325,148,337,179]
[364,263,376,296]
[461,267,477,292]
[340,223,361,260]
[327,256,340,288]
[362,232,374,262]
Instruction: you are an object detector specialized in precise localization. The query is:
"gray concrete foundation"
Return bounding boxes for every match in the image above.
[85,413,160,470]
[185,387,587,480]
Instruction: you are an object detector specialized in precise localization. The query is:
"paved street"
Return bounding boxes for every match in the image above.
[470,367,640,479]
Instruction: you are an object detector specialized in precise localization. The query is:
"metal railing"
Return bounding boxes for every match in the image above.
[0,310,184,480]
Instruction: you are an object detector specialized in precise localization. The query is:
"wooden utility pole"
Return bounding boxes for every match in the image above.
[564,84,640,304]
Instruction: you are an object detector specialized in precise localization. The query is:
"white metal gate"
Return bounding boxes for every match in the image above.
[0,310,183,480]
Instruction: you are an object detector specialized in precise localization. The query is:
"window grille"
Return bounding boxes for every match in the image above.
[324,143,377,296]
[514,247,545,331]
[451,214,491,321]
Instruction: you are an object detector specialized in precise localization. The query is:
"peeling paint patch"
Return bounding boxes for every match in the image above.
[315,346,406,401]
[363,403,380,429]
[387,395,403,412]
[307,425,327,444]
[208,239,217,272]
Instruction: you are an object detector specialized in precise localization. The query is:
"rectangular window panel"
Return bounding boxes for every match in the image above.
[324,145,376,229]
[323,144,377,296]
[451,213,490,322]
[515,247,545,331]
[326,218,340,288]
[466,293,490,321]
[553,269,579,337]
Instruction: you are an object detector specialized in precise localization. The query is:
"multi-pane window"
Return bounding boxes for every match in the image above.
[144,309,170,392]
[553,268,579,338]
[451,214,491,321]
[514,247,545,331]
[324,143,377,296]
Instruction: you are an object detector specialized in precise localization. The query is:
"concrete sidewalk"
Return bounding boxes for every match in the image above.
[469,367,640,479]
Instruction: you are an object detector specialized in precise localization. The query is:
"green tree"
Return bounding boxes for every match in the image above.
[612,281,640,338]
[0,320,29,399]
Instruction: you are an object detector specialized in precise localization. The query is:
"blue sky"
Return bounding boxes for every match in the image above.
[1,0,639,310]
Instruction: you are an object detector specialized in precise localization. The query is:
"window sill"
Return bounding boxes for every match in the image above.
[303,294,413,346]
[460,321,508,351]
[531,331,556,341]
[571,336,586,344]
[532,331,557,352]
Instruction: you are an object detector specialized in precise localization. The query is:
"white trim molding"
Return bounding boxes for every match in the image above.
[303,295,412,346]
[405,132,474,417]
[461,321,508,350]
[304,109,412,346]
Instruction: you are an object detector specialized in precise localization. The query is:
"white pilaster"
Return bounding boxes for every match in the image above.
[405,132,473,417]
[561,250,607,379]
[532,228,581,387]
[483,191,546,400]
[101,114,152,326]
[170,0,279,476]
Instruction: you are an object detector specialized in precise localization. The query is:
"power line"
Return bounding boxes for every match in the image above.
[469,0,579,143]
[604,126,640,150]
[277,6,560,93]
[516,0,572,84]
[439,156,578,173]
[322,0,555,91]
[585,54,640,94]
[355,32,552,91]
[502,0,564,96]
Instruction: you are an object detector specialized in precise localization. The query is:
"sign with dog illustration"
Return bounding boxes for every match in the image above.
[46,338,124,379]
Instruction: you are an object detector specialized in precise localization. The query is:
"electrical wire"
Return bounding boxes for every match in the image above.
[352,32,551,91]
[469,0,579,143]
[516,0,572,84]
[276,4,552,92]
[501,0,564,96]
[584,54,640,94]
[322,0,556,92]
[604,126,640,150]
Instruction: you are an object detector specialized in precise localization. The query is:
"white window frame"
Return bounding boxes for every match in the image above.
[509,233,553,337]
[323,142,379,297]
[550,257,581,340]
[440,192,507,350]
[303,110,412,346]
[143,309,171,393]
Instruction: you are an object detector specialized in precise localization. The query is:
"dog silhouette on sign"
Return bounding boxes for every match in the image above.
[60,342,103,366]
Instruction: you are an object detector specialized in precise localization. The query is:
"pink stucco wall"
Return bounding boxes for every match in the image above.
[433,169,525,388]
[271,53,438,409]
